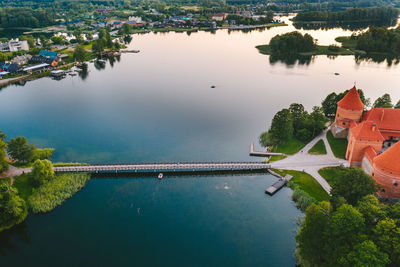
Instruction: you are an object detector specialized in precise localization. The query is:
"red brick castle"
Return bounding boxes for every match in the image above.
[331,86,400,198]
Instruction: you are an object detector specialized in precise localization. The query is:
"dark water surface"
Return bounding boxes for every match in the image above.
[1,19,400,266]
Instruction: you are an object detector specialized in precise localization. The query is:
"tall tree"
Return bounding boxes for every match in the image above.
[0,183,27,230]
[340,240,390,267]
[374,218,400,265]
[0,139,8,173]
[325,204,366,265]
[321,92,338,118]
[73,45,86,62]
[373,93,393,108]
[331,167,377,206]
[31,159,54,186]
[268,108,293,144]
[6,136,35,163]
[296,201,332,266]
[395,100,400,109]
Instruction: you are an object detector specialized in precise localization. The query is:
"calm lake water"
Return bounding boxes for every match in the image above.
[1,18,400,266]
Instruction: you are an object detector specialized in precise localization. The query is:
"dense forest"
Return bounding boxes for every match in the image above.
[0,7,55,28]
[294,7,399,23]
[269,32,316,55]
[356,27,400,55]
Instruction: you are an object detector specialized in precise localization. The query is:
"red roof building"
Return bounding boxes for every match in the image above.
[331,86,400,198]
[331,86,364,138]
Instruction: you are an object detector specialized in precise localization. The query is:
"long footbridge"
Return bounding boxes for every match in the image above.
[53,162,272,174]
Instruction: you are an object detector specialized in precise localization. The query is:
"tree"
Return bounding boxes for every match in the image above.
[325,204,366,265]
[357,195,386,229]
[322,92,338,118]
[374,219,400,265]
[289,103,306,130]
[51,36,64,45]
[373,93,393,108]
[395,100,400,109]
[0,139,8,173]
[32,148,55,161]
[296,201,332,266]
[0,130,6,141]
[92,39,105,54]
[308,106,326,137]
[268,109,293,144]
[0,52,7,62]
[31,159,54,186]
[340,240,390,267]
[73,45,86,62]
[331,167,376,206]
[6,136,35,163]
[0,183,27,230]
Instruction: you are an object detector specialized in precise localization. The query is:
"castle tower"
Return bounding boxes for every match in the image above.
[373,141,400,198]
[331,86,364,138]
[346,121,385,167]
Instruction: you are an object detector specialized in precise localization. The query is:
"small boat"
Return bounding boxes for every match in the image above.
[158,173,163,179]
[97,59,106,64]
[334,72,340,75]
[69,72,77,76]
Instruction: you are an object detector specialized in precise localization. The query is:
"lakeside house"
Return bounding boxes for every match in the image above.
[211,13,228,21]
[0,38,30,53]
[331,86,400,198]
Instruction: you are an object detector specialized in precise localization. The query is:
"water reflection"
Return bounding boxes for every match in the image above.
[355,54,400,66]
[0,222,30,256]
[77,63,89,80]
[293,20,398,31]
[269,54,313,66]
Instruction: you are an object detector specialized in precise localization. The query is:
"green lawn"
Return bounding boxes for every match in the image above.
[273,169,330,202]
[13,173,35,201]
[268,137,308,162]
[326,131,348,159]
[272,137,307,155]
[318,166,347,186]
[308,139,327,155]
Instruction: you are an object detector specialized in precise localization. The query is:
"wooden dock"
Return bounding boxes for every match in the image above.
[249,142,285,157]
[265,175,293,195]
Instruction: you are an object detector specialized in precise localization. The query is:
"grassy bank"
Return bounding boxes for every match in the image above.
[326,131,348,159]
[273,169,329,211]
[318,166,347,186]
[274,169,330,202]
[256,44,354,56]
[269,137,307,162]
[28,173,91,213]
[308,139,327,155]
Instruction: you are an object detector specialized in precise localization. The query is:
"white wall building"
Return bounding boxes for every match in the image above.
[0,38,30,53]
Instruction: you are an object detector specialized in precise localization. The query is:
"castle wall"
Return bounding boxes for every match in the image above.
[361,156,373,175]
[334,106,363,130]
[346,136,383,167]
[373,164,400,198]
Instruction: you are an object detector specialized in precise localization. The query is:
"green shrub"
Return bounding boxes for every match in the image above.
[28,173,90,213]
[290,183,318,211]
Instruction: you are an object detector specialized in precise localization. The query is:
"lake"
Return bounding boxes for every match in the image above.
[1,18,400,266]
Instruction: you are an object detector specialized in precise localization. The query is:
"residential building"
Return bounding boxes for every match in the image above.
[0,38,30,52]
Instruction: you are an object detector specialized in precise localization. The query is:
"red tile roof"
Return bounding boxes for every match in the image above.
[364,146,378,163]
[363,108,400,132]
[337,86,364,110]
[374,141,400,174]
[350,121,385,141]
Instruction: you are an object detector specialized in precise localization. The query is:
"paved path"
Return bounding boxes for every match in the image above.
[270,128,349,194]
[0,165,32,185]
